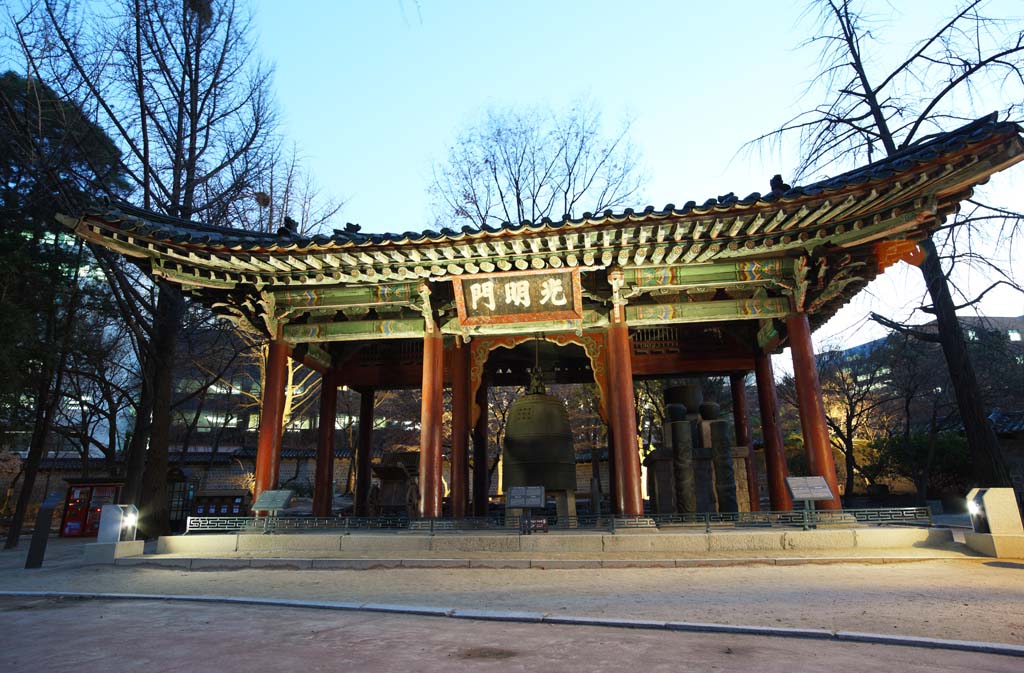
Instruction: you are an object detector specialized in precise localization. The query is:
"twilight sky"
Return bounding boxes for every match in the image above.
[252,0,1024,351]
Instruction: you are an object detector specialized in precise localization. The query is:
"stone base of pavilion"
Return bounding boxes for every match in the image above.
[97,526,995,569]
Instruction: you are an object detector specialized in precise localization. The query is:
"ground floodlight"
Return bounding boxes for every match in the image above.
[967,489,989,534]
[97,504,139,544]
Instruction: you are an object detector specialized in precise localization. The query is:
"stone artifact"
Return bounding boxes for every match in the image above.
[503,369,577,521]
[663,387,697,513]
[644,446,676,514]
[708,413,739,513]
[658,384,741,513]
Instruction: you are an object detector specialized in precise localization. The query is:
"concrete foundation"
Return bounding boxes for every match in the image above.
[82,540,145,564]
[963,532,1024,559]
[150,526,959,559]
[158,534,238,554]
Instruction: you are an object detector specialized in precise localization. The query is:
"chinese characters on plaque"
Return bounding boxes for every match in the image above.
[454,269,583,326]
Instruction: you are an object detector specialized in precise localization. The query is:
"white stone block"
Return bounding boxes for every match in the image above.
[156,534,238,554]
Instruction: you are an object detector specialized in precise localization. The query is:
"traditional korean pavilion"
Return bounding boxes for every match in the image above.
[68,115,1024,519]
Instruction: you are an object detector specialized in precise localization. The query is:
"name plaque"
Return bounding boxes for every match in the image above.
[453,269,583,326]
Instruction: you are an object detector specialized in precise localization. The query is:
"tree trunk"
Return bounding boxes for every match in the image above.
[4,257,78,549]
[3,370,61,549]
[122,354,155,505]
[844,440,857,501]
[918,236,1011,486]
[137,283,183,538]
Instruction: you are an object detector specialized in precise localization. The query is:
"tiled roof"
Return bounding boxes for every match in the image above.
[67,114,1024,348]
[77,114,1020,250]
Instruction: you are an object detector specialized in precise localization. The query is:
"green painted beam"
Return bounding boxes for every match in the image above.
[273,283,418,309]
[625,297,790,326]
[624,259,792,288]
[303,343,333,370]
[439,309,608,336]
[282,318,425,343]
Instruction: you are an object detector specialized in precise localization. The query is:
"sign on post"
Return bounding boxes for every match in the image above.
[251,489,294,514]
[506,486,546,509]
[507,486,547,535]
[785,476,835,501]
[785,477,835,530]
[25,493,64,569]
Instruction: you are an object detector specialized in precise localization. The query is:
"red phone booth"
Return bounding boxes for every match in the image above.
[60,479,125,537]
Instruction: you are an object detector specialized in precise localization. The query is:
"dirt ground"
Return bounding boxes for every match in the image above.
[2,597,1021,673]
[1,539,1022,645]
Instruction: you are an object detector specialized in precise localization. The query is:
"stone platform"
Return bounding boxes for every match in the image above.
[95,526,983,569]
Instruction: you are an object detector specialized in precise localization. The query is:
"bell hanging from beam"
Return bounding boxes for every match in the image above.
[502,337,578,523]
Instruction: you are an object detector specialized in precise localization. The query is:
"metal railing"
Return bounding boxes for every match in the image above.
[184,507,931,535]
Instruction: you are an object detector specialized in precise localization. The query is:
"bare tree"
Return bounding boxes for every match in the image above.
[752,0,1024,487]
[813,347,894,497]
[9,0,276,536]
[229,143,345,235]
[431,103,644,229]
[0,65,125,548]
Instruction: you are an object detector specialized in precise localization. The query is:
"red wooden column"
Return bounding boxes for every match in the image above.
[754,350,793,511]
[354,388,374,517]
[312,370,337,517]
[729,372,761,512]
[607,322,643,516]
[254,340,289,504]
[471,378,489,516]
[786,312,842,510]
[449,343,470,518]
[418,330,444,518]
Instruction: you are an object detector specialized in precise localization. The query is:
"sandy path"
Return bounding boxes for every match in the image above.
[3,598,1021,673]
[2,552,1022,645]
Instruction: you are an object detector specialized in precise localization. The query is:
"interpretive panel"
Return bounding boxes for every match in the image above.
[507,486,546,509]
[785,476,834,501]
[252,489,294,512]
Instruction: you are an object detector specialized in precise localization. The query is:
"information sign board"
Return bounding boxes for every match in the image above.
[251,489,294,512]
[785,476,835,501]
[506,486,546,509]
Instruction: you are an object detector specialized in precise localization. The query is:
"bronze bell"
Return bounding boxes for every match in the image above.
[502,370,576,492]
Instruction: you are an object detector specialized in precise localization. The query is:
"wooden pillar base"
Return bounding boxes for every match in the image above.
[787,313,842,510]
[355,388,374,517]
[450,343,470,518]
[472,379,489,517]
[418,331,444,518]
[254,340,289,505]
[754,350,793,511]
[607,322,643,517]
[730,372,761,512]
[312,370,337,517]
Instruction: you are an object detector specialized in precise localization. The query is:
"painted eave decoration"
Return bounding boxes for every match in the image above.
[67,114,1024,344]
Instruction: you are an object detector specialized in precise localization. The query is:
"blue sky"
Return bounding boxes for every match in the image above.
[253,1,1024,348]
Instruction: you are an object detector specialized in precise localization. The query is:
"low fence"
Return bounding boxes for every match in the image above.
[184,507,932,535]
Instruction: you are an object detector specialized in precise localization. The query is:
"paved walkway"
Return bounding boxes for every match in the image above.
[1,597,1021,672]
